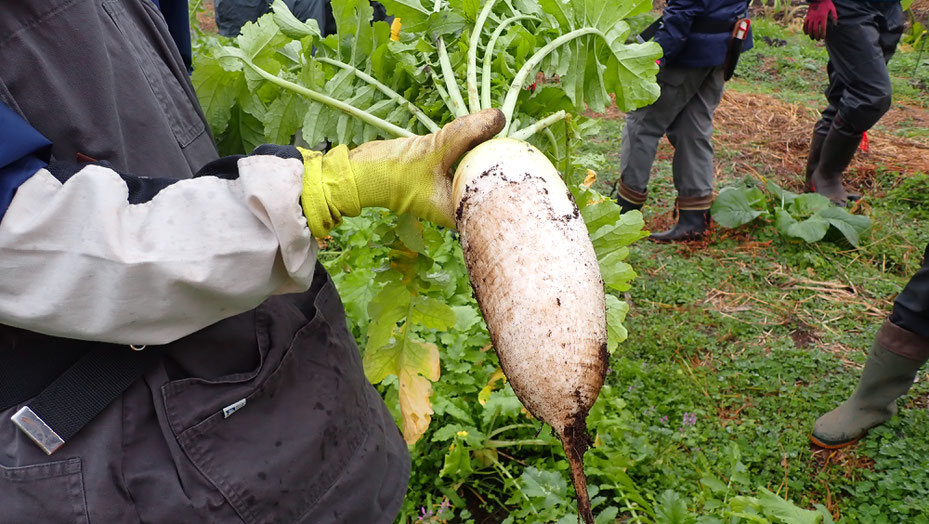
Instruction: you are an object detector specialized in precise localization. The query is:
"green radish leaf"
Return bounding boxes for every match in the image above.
[263,90,306,144]
[192,60,241,136]
[271,0,321,39]
[605,294,630,352]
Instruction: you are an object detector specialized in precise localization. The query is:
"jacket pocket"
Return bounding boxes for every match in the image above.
[101,0,205,148]
[0,457,89,524]
[164,276,374,524]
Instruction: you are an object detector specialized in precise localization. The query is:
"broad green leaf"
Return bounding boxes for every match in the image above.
[519,467,569,509]
[439,438,473,479]
[237,15,285,61]
[365,281,412,354]
[599,250,636,291]
[271,0,321,39]
[775,209,829,242]
[605,294,630,352]
[589,209,649,257]
[301,102,331,147]
[788,193,832,217]
[363,335,441,443]
[655,490,694,524]
[192,60,240,136]
[263,91,305,144]
[757,488,823,524]
[411,296,457,330]
[700,476,730,495]
[711,186,765,228]
[379,0,432,30]
[817,206,872,247]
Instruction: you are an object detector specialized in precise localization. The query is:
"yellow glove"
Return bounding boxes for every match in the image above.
[299,108,505,238]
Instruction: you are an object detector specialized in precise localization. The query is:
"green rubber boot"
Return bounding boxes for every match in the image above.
[811,320,929,449]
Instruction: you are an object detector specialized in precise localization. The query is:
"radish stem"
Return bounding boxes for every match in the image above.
[481,15,538,110]
[317,57,440,132]
[499,27,600,135]
[509,110,566,141]
[467,0,499,113]
[437,37,469,117]
[237,57,414,137]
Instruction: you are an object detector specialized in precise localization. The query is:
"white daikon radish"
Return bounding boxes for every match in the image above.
[452,138,608,524]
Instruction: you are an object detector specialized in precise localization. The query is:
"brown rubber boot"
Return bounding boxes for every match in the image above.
[650,195,713,243]
[811,320,929,449]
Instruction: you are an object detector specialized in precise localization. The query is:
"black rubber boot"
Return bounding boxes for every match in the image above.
[809,125,863,206]
[811,320,929,449]
[615,180,647,214]
[649,195,713,242]
[804,131,827,193]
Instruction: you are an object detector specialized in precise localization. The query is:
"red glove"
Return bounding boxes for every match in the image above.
[803,0,837,40]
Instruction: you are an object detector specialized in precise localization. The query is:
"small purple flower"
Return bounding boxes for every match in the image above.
[660,415,669,424]
[682,412,697,427]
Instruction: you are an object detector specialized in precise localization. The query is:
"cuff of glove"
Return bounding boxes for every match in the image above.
[299,145,362,238]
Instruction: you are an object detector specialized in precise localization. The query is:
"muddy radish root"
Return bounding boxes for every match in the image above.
[452,138,608,524]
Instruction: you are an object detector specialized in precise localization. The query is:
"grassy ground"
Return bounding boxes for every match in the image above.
[578,17,929,523]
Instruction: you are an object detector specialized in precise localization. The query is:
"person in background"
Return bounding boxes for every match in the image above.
[811,244,929,448]
[615,0,752,242]
[0,1,503,522]
[801,0,903,206]
[214,0,337,37]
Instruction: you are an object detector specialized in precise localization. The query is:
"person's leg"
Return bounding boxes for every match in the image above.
[812,243,929,448]
[810,0,903,205]
[618,65,713,213]
[650,66,724,242]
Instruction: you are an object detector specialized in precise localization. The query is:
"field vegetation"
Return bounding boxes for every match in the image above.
[190,1,929,521]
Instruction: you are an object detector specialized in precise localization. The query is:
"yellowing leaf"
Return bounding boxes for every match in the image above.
[390,17,402,41]
[582,168,597,188]
[397,340,441,443]
[364,337,441,444]
[478,368,507,406]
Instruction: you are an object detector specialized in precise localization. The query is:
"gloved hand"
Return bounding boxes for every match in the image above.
[803,0,837,40]
[300,108,505,237]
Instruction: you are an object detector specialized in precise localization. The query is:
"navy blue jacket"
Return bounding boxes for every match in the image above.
[654,0,754,68]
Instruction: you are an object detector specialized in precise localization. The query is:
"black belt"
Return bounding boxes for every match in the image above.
[691,17,739,34]
[1,335,165,454]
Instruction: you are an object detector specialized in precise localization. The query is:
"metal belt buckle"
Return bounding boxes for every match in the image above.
[11,406,65,455]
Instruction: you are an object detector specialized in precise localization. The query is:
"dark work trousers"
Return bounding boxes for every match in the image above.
[891,242,929,340]
[0,265,411,523]
[813,0,904,137]
[620,64,726,199]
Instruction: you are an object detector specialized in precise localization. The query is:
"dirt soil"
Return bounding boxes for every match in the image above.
[713,91,929,194]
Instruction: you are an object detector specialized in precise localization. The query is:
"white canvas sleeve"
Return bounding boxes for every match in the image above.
[0,155,317,345]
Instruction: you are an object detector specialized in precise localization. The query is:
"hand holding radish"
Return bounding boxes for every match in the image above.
[299,109,505,237]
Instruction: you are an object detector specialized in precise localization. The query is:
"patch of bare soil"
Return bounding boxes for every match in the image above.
[196,0,218,34]
[712,91,929,194]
